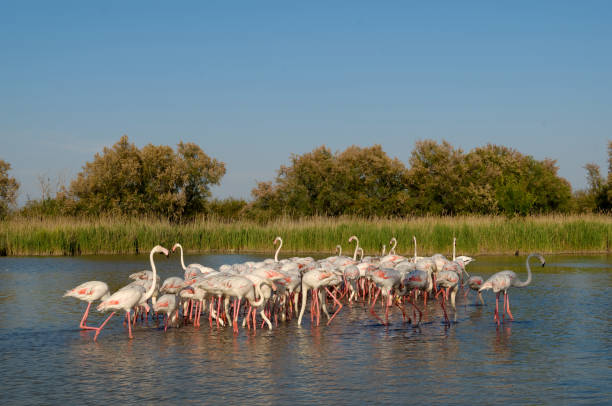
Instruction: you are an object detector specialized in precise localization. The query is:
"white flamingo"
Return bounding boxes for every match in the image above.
[389,237,397,255]
[172,243,217,278]
[95,245,169,341]
[153,293,179,331]
[63,281,110,330]
[273,236,283,262]
[479,253,545,325]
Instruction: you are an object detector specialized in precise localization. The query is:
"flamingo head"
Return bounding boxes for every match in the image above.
[153,246,170,257]
[349,235,357,243]
[274,236,281,245]
[172,243,180,252]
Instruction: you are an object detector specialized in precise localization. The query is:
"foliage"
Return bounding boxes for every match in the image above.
[577,140,612,213]
[252,141,573,218]
[69,135,225,220]
[206,198,248,221]
[250,145,410,218]
[0,159,19,219]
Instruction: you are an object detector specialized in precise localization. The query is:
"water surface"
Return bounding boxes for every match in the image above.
[0,253,610,405]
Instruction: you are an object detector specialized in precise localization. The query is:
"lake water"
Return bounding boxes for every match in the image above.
[0,253,610,405]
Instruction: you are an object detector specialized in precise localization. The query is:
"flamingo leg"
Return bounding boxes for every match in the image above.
[127,311,133,339]
[314,288,321,327]
[325,287,343,325]
[407,295,423,326]
[369,288,385,325]
[494,292,500,325]
[209,301,214,328]
[506,292,514,320]
[440,293,449,326]
[233,299,241,334]
[79,302,98,330]
[216,296,221,329]
[93,312,115,342]
[252,306,257,333]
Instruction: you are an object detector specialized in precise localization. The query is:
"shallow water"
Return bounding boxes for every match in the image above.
[0,253,610,405]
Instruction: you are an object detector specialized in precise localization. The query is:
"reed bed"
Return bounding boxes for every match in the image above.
[0,214,610,256]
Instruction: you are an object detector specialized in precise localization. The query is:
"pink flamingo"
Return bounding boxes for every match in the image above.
[172,243,217,278]
[479,253,545,325]
[63,281,110,330]
[297,269,343,327]
[465,276,485,305]
[153,293,179,331]
[95,245,169,341]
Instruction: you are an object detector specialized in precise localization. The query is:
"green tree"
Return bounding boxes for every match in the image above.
[70,135,226,220]
[0,159,19,219]
[249,145,410,217]
[405,140,466,215]
[579,140,612,212]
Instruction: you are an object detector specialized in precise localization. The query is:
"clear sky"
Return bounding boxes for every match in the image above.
[1,1,610,204]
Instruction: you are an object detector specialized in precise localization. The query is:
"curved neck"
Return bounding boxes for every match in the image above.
[358,247,363,261]
[177,244,187,271]
[381,245,386,256]
[352,237,360,261]
[514,254,535,287]
[390,238,397,255]
[145,248,158,300]
[274,238,282,262]
[336,245,342,256]
[251,280,269,307]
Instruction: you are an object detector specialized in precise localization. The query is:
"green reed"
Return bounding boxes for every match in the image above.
[0,214,610,256]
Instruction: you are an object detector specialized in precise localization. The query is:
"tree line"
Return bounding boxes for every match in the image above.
[1,136,610,221]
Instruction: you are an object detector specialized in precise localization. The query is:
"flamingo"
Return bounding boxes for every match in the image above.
[348,235,360,261]
[172,243,217,278]
[368,266,403,325]
[479,253,545,325]
[63,281,110,330]
[274,236,283,262]
[95,245,169,340]
[297,268,343,327]
[435,269,460,325]
[465,276,485,305]
[153,293,179,331]
[389,237,397,255]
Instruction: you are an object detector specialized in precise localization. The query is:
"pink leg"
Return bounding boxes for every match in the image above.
[440,293,449,325]
[164,313,168,332]
[79,302,98,330]
[216,297,221,329]
[252,307,257,333]
[407,295,422,325]
[506,293,514,320]
[93,312,116,342]
[384,293,391,325]
[369,288,385,324]
[314,289,320,326]
[127,311,133,339]
[189,299,194,321]
[494,292,500,325]
[325,287,343,325]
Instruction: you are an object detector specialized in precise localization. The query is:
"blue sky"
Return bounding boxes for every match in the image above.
[1,1,610,204]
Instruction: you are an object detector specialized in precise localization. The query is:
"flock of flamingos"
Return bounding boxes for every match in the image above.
[64,236,546,341]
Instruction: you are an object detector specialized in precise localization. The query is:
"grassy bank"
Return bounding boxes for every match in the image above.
[0,214,610,256]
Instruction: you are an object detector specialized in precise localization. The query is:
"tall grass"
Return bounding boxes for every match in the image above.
[0,214,610,256]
